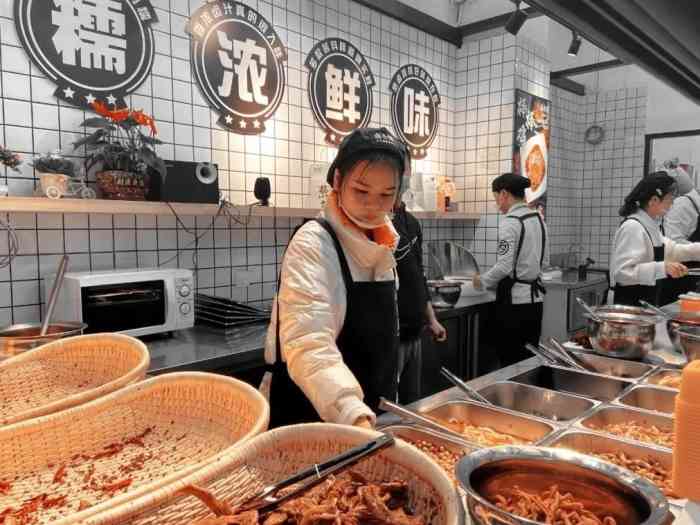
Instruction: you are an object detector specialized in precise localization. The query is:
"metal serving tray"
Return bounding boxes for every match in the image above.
[509,365,634,402]
[418,400,557,447]
[578,405,675,450]
[644,369,682,390]
[617,385,677,415]
[544,430,680,501]
[477,381,597,423]
[568,351,656,379]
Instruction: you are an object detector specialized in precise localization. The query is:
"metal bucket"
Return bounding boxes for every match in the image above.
[0,322,87,359]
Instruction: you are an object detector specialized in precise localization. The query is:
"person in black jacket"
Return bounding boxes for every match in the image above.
[393,201,446,404]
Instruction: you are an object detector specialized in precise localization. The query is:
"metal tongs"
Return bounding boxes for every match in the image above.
[440,367,492,405]
[234,433,394,515]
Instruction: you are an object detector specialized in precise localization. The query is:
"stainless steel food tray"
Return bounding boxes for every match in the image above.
[644,368,682,390]
[477,381,598,423]
[617,385,677,415]
[509,364,635,402]
[568,351,656,379]
[577,405,675,450]
[418,400,558,447]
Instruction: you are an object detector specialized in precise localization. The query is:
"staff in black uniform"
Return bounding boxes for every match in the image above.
[611,172,700,307]
[473,173,548,367]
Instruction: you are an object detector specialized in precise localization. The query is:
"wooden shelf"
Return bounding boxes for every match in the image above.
[0,197,480,220]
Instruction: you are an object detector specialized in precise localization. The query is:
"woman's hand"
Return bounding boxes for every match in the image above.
[429,319,447,342]
[472,273,482,290]
[353,416,374,429]
[666,261,688,279]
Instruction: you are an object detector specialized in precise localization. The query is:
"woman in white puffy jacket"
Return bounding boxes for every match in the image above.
[611,171,700,306]
[265,128,409,428]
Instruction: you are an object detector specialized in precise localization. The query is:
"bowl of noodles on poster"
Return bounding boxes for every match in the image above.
[520,131,548,203]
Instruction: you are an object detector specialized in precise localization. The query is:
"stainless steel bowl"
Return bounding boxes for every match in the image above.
[676,324,700,362]
[666,311,700,354]
[587,307,659,360]
[457,446,669,525]
[427,279,463,307]
[0,322,87,359]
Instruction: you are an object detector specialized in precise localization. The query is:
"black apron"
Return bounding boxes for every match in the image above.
[614,217,667,306]
[662,195,700,299]
[495,212,547,305]
[269,218,399,427]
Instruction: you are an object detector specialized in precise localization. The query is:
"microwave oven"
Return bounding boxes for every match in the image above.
[46,268,195,337]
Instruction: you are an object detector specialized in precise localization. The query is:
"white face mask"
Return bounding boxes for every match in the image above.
[338,197,389,229]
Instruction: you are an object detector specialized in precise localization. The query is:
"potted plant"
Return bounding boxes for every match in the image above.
[0,145,21,197]
[73,102,166,200]
[31,152,77,198]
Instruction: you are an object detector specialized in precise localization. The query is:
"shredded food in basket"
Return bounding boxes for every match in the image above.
[181,470,426,525]
[440,417,527,446]
[491,484,617,525]
[594,451,678,499]
[403,438,465,484]
[658,375,682,389]
[592,422,675,449]
[0,427,160,525]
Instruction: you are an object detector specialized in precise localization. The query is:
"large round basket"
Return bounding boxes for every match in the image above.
[0,372,269,525]
[0,333,149,426]
[84,423,463,525]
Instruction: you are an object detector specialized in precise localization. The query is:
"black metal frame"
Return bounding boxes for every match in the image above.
[457,7,542,38]
[643,129,700,176]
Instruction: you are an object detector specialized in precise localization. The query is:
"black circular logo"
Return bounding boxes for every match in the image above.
[390,65,440,159]
[188,1,287,134]
[498,240,511,256]
[305,38,375,146]
[15,0,157,109]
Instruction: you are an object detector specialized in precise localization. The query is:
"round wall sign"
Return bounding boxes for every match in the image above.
[188,1,287,134]
[15,0,158,109]
[390,64,441,159]
[305,38,375,146]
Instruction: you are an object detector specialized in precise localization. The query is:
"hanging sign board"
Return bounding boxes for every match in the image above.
[15,0,158,109]
[305,38,375,146]
[188,1,287,135]
[389,64,441,159]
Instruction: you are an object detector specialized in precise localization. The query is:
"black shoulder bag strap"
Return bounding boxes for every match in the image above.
[686,194,700,215]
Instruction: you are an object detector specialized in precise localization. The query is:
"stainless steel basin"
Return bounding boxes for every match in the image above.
[478,381,596,423]
[509,365,634,402]
[569,351,655,379]
[579,405,675,450]
[545,430,677,499]
[419,400,556,447]
[618,386,677,415]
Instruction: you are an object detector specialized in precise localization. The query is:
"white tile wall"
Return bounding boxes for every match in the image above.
[0,0,479,324]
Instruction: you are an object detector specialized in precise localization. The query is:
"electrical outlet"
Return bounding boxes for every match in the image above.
[233,269,255,287]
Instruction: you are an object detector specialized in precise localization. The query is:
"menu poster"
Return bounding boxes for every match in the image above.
[14,0,158,110]
[513,89,550,217]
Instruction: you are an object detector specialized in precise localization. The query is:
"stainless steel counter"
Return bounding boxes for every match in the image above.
[542,273,608,289]
[146,323,267,374]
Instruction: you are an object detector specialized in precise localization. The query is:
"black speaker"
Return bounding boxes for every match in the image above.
[147,161,220,204]
[254,177,271,206]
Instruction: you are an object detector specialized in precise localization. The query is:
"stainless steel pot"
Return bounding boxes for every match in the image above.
[0,322,87,359]
[666,311,700,354]
[457,446,669,525]
[427,279,463,307]
[586,305,661,360]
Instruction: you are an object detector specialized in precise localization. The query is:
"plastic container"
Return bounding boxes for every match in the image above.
[679,293,700,313]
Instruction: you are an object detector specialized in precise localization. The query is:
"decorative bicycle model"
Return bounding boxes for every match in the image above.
[40,173,96,200]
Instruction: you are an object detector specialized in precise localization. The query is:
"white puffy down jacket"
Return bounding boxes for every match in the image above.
[264,200,399,425]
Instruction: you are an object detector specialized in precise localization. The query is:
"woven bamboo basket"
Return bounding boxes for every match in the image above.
[84,423,463,525]
[0,371,269,525]
[0,333,150,426]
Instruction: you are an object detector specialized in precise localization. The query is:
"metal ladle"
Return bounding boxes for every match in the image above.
[525,343,559,366]
[440,367,492,405]
[576,297,602,322]
[378,398,464,437]
[548,337,598,373]
[40,255,69,336]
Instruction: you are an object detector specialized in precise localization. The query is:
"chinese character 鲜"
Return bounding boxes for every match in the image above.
[325,63,361,124]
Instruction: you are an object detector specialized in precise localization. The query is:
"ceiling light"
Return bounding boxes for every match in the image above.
[505,1,528,35]
[568,31,582,56]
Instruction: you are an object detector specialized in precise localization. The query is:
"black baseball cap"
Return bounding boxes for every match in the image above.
[326,127,410,185]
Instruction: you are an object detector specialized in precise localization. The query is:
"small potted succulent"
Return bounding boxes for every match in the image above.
[0,145,22,172]
[31,152,77,197]
[73,102,166,200]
